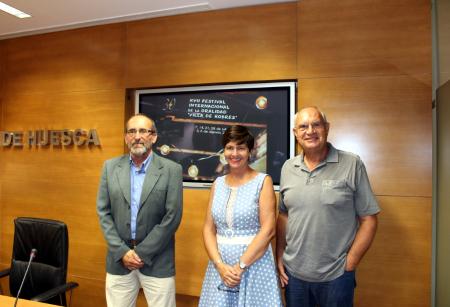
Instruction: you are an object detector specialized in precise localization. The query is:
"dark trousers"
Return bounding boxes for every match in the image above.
[285,270,356,307]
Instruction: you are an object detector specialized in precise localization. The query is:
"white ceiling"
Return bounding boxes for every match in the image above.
[0,0,294,40]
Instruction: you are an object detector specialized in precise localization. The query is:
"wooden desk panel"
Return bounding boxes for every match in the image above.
[0,295,55,307]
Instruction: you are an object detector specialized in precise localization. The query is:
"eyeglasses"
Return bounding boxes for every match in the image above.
[126,128,156,136]
[295,121,325,132]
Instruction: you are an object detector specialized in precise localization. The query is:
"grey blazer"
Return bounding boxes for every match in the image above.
[96,153,183,277]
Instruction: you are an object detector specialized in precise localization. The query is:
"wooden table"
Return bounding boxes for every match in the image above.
[0,295,56,306]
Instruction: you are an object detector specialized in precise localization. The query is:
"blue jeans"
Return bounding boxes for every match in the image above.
[285,269,356,307]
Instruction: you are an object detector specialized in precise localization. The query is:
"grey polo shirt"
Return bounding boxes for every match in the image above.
[279,143,380,282]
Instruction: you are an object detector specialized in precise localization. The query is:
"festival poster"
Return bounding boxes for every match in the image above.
[138,84,293,186]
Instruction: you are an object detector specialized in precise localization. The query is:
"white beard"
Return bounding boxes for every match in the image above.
[130,145,148,157]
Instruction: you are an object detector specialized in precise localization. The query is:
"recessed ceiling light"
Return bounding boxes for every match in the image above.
[0,1,31,18]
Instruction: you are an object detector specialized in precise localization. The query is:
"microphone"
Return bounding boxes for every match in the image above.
[13,249,37,307]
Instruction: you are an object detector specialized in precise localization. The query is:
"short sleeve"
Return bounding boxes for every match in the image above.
[278,191,288,213]
[354,160,380,217]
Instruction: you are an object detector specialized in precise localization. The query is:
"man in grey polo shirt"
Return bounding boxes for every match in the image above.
[276,106,379,307]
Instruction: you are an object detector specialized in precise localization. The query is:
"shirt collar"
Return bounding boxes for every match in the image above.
[129,152,153,172]
[325,143,338,163]
[293,142,338,169]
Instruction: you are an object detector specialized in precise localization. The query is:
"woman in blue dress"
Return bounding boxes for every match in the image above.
[199,125,283,307]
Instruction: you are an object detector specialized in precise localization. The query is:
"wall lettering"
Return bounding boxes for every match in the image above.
[0,129,101,147]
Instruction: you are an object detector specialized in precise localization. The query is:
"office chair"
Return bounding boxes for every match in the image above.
[0,217,78,306]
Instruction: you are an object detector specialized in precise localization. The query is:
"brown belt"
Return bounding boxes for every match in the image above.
[129,239,137,248]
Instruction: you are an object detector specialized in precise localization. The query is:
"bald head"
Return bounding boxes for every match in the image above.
[295,106,328,126]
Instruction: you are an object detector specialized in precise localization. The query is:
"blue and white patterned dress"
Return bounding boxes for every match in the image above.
[199,173,283,307]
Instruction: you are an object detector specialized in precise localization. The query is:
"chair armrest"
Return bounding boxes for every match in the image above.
[0,268,11,278]
[30,281,79,302]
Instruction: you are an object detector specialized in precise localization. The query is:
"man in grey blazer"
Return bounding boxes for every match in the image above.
[97,114,183,307]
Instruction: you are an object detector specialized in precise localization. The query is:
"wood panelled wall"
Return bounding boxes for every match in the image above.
[0,1,431,306]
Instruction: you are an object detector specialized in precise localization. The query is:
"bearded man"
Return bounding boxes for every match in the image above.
[97,114,183,307]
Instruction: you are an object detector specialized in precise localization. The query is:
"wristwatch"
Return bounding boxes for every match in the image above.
[239,259,247,270]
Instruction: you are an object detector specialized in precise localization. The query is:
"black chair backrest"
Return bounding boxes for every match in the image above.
[9,217,69,305]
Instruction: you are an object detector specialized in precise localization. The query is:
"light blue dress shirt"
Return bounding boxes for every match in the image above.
[130,153,152,240]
